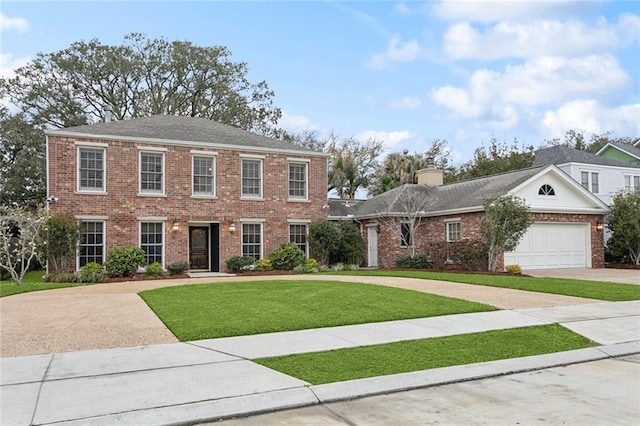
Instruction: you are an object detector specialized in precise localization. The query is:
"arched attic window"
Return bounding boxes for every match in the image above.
[538,184,555,196]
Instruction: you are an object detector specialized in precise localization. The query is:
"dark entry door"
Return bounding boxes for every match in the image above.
[189,226,209,270]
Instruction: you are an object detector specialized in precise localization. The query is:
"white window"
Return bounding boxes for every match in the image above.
[288,162,308,200]
[242,223,262,261]
[140,151,165,195]
[241,158,262,198]
[78,147,105,192]
[446,221,461,242]
[192,155,215,196]
[400,222,412,247]
[79,221,105,267]
[581,171,599,194]
[289,224,308,256]
[624,175,640,191]
[140,222,164,266]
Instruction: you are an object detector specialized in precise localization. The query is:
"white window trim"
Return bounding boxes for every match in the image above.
[288,161,309,202]
[139,220,166,268]
[77,219,106,270]
[445,219,461,242]
[76,145,107,194]
[288,222,309,257]
[580,170,600,194]
[240,221,263,259]
[400,221,412,248]
[624,174,640,191]
[138,150,166,197]
[240,158,263,200]
[191,154,217,198]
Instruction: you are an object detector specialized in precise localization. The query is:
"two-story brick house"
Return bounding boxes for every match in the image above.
[45,115,329,273]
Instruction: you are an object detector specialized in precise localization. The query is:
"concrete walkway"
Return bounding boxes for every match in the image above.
[1,300,639,426]
[0,275,596,357]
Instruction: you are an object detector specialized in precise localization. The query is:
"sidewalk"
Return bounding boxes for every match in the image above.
[2,300,638,426]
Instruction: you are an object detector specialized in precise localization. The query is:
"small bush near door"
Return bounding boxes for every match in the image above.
[268,242,305,270]
[226,256,255,272]
[167,261,189,275]
[105,246,145,277]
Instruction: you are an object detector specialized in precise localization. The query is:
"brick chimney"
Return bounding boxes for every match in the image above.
[416,157,443,186]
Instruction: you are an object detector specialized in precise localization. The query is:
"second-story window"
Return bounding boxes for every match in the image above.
[78,147,105,192]
[242,158,262,198]
[288,162,307,200]
[193,156,215,196]
[140,152,164,194]
[581,171,599,194]
[624,175,640,191]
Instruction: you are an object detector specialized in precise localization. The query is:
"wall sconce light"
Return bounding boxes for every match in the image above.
[229,221,237,234]
[595,221,604,231]
[171,219,179,233]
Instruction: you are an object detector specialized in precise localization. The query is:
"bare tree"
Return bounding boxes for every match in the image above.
[376,185,436,257]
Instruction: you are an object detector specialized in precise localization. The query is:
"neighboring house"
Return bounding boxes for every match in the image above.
[45,115,329,272]
[534,145,640,206]
[330,165,609,270]
[595,141,640,167]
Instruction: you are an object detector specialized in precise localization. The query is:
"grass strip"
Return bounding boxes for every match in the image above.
[255,324,596,384]
[325,270,640,301]
[0,270,85,297]
[139,280,495,341]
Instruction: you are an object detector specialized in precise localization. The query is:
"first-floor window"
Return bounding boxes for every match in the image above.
[400,222,412,247]
[242,223,262,261]
[141,222,163,266]
[289,224,308,256]
[79,221,104,267]
[446,221,461,242]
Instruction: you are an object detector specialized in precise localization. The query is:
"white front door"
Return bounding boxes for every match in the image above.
[367,225,378,268]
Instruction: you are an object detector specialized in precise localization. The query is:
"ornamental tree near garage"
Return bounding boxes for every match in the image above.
[480,195,532,272]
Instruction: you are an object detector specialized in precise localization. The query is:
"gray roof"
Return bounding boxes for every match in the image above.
[327,198,366,220]
[605,141,640,160]
[45,115,325,156]
[534,145,634,168]
[354,167,544,218]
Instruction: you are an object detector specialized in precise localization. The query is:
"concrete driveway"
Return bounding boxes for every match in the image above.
[526,268,640,284]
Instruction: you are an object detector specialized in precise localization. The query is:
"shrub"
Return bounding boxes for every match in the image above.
[146,262,164,277]
[293,258,319,274]
[255,258,273,271]
[167,261,189,275]
[505,264,522,275]
[336,222,365,265]
[268,242,305,270]
[42,213,80,273]
[43,272,77,283]
[226,256,255,273]
[105,246,145,277]
[76,262,105,283]
[309,220,341,265]
[395,254,433,269]
[426,240,488,271]
[331,262,345,271]
[343,264,360,271]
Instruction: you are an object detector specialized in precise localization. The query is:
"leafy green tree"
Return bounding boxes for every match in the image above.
[0,33,281,135]
[309,220,341,266]
[336,221,365,265]
[369,139,455,196]
[454,138,534,182]
[41,213,80,273]
[606,191,640,265]
[544,129,639,154]
[0,108,46,207]
[479,195,532,272]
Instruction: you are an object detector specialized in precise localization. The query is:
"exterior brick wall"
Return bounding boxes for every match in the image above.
[363,211,605,269]
[47,135,328,272]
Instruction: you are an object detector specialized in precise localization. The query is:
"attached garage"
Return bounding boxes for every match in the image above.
[504,223,590,270]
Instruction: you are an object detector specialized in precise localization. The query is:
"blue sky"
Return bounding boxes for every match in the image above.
[1,1,639,165]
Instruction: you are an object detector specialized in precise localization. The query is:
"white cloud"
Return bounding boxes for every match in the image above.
[541,100,640,137]
[369,36,422,69]
[431,0,582,24]
[444,19,622,60]
[431,55,631,119]
[354,130,413,151]
[0,13,28,33]
[389,96,422,109]
[278,111,320,133]
[0,52,30,78]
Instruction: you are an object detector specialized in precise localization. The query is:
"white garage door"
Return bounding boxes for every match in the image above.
[504,223,589,270]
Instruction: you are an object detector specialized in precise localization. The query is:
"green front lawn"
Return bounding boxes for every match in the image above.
[139,280,496,341]
[0,270,84,297]
[255,324,597,384]
[327,271,640,301]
